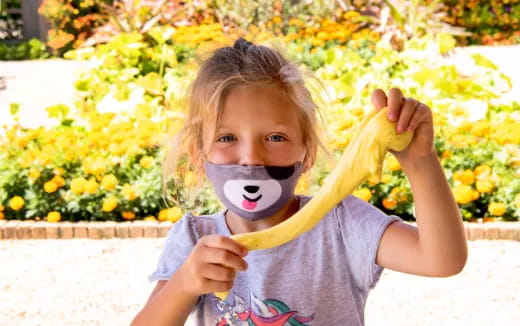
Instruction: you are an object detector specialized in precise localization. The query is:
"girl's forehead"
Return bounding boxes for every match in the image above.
[220,84,299,123]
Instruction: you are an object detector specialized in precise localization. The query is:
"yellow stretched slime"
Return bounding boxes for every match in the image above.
[215,107,413,299]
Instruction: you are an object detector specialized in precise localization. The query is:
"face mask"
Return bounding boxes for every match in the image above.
[203,161,304,221]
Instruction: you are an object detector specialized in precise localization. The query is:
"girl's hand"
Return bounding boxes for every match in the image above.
[177,234,249,296]
[371,88,435,165]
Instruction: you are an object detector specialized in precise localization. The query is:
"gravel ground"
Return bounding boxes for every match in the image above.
[0,239,518,326]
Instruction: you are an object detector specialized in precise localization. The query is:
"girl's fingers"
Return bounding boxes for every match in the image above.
[396,98,419,133]
[201,263,237,282]
[202,246,248,271]
[202,234,248,257]
[407,103,428,131]
[201,278,234,294]
[387,88,404,121]
[371,88,387,110]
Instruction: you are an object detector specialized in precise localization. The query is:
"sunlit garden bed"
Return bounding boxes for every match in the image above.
[1,1,519,223]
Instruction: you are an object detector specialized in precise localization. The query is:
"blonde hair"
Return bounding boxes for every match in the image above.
[163,37,329,200]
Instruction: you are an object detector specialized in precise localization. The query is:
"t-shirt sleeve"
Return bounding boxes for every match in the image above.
[334,195,402,292]
[148,214,199,283]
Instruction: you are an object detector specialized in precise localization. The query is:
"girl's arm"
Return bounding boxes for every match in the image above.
[372,88,467,277]
[132,234,248,325]
[131,269,199,326]
[400,152,468,275]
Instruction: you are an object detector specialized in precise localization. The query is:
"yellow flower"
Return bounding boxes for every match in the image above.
[474,165,491,179]
[460,170,475,185]
[272,16,282,24]
[122,211,136,220]
[453,185,474,204]
[9,196,24,211]
[52,175,66,188]
[381,174,392,183]
[101,174,118,191]
[386,155,401,171]
[28,168,41,180]
[53,168,65,176]
[367,175,380,186]
[90,160,106,175]
[0,212,4,220]
[102,196,118,212]
[47,211,61,222]
[166,207,183,222]
[84,180,99,194]
[139,156,154,169]
[144,216,157,221]
[476,179,494,193]
[350,107,365,117]
[158,209,168,221]
[470,120,490,137]
[44,181,58,193]
[390,187,409,202]
[0,205,4,211]
[353,188,372,202]
[70,178,87,195]
[158,207,183,222]
[488,202,507,216]
[122,184,137,201]
[184,171,197,188]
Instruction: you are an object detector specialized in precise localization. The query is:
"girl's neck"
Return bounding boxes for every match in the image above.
[224,196,300,235]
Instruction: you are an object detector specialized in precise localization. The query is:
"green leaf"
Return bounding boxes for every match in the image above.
[471,54,498,70]
[45,104,70,120]
[436,32,456,54]
[382,0,405,29]
[9,103,20,115]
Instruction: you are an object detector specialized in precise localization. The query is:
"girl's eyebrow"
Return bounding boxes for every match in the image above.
[270,123,292,130]
[214,124,234,131]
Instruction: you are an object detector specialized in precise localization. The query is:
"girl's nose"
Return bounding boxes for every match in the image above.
[238,140,265,166]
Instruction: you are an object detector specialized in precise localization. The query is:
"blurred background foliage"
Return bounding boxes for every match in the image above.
[0,0,519,223]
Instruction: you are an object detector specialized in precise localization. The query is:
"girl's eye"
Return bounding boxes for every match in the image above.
[217,135,236,142]
[267,135,286,142]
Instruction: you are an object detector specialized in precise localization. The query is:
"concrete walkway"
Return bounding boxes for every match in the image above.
[0,59,91,129]
[0,239,518,325]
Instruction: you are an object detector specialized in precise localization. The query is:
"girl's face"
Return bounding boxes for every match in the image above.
[204,83,305,167]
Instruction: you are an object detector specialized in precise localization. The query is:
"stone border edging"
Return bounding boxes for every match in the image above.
[0,220,519,240]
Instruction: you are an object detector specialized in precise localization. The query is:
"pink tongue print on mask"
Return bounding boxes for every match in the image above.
[242,199,257,210]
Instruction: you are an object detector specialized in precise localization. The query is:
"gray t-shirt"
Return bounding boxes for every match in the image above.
[148,195,401,325]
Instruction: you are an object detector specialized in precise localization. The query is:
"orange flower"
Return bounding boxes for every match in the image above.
[122,211,136,220]
[382,198,397,210]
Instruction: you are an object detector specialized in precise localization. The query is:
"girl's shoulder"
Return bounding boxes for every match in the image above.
[165,210,224,243]
[298,193,382,218]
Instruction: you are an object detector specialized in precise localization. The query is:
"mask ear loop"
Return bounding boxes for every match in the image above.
[299,148,307,170]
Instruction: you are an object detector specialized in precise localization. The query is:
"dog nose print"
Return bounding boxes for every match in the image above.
[244,185,259,193]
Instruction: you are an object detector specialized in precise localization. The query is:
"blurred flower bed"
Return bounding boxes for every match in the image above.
[439,0,520,45]
[0,1,519,222]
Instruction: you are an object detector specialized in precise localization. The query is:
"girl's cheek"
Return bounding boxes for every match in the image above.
[267,144,302,161]
[207,146,237,164]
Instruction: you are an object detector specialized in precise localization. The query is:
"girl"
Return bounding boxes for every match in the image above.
[132,38,468,326]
